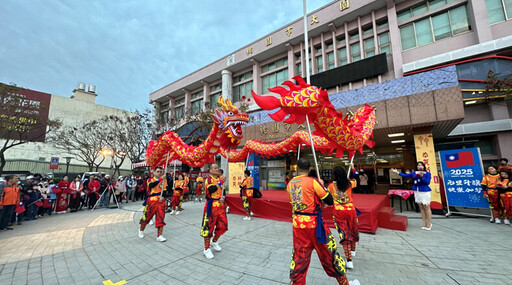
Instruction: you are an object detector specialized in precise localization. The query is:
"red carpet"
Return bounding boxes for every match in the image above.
[225,190,407,233]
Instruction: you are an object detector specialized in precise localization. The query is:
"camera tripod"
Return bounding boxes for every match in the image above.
[91,184,121,211]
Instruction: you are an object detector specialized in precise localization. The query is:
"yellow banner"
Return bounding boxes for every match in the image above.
[414,133,442,209]
[228,162,245,194]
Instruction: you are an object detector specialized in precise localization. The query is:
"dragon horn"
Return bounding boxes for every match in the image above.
[218,96,235,110]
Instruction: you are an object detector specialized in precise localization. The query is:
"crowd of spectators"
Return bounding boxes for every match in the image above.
[0,173,150,231]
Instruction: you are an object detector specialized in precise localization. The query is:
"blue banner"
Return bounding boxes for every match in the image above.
[439,147,488,209]
[247,153,260,190]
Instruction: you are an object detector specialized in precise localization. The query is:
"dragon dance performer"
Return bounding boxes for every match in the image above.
[200,163,228,259]
[497,168,512,225]
[328,165,359,270]
[138,167,167,242]
[287,158,359,285]
[481,165,503,223]
[170,174,184,215]
[240,170,254,221]
[195,176,204,202]
[183,173,190,201]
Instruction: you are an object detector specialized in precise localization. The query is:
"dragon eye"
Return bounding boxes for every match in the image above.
[228,111,234,116]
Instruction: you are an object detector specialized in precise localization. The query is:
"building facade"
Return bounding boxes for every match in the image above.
[150,0,512,198]
[1,84,135,177]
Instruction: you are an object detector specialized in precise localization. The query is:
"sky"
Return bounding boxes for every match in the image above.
[0,0,330,112]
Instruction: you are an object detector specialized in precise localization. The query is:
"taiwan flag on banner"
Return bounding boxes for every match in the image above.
[445,151,475,168]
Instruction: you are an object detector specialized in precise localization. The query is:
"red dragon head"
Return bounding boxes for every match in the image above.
[212,96,249,148]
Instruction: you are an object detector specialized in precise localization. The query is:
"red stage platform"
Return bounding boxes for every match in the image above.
[225,190,407,233]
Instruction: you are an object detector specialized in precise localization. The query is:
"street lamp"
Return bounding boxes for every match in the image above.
[64,156,73,176]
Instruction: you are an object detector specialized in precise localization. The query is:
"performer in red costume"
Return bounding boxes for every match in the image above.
[171,174,184,215]
[195,176,204,202]
[240,170,254,221]
[328,165,359,270]
[55,176,71,214]
[183,173,190,201]
[200,163,228,259]
[497,168,512,225]
[139,167,167,242]
[287,158,359,285]
[481,165,503,223]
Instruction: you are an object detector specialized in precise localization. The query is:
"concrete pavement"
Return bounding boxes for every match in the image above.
[1,200,511,285]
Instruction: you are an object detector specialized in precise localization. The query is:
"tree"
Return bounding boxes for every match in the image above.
[0,83,61,176]
[484,70,512,101]
[50,120,105,172]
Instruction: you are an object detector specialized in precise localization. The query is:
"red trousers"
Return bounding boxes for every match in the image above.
[333,208,359,244]
[487,190,503,219]
[290,226,346,285]
[140,199,166,228]
[200,205,228,238]
[500,192,512,219]
[242,196,253,215]
[196,184,203,196]
[171,190,183,210]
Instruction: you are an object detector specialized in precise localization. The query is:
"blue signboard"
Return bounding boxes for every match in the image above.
[439,147,488,209]
[247,153,260,190]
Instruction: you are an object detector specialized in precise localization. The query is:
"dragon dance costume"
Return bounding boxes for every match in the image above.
[241,176,254,217]
[328,180,359,264]
[200,175,228,249]
[183,175,190,200]
[140,177,167,236]
[287,175,347,285]
[196,177,204,199]
[497,177,511,221]
[481,173,503,220]
[171,179,185,211]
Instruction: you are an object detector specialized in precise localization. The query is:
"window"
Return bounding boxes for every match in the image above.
[316,56,323,73]
[296,63,302,76]
[487,0,512,24]
[378,32,392,55]
[211,83,221,92]
[364,38,375,57]
[399,5,471,50]
[350,32,359,40]
[397,0,455,22]
[210,93,221,108]
[338,47,348,66]
[191,99,203,115]
[175,97,185,106]
[234,71,253,83]
[338,37,346,45]
[191,90,203,100]
[316,46,322,53]
[415,18,433,46]
[400,24,416,50]
[262,69,288,92]
[261,57,288,73]
[377,21,389,29]
[233,81,253,102]
[160,112,168,123]
[326,52,335,70]
[449,5,470,35]
[351,43,361,62]
[326,42,333,50]
[161,103,169,111]
[175,106,184,119]
[363,27,373,35]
